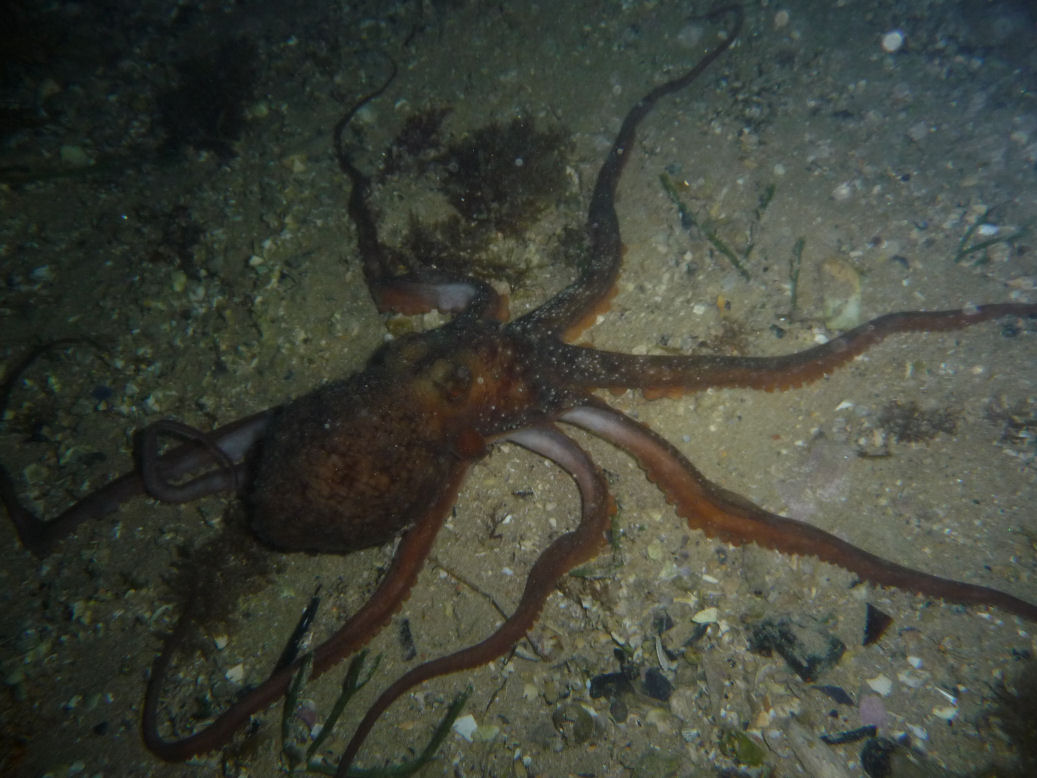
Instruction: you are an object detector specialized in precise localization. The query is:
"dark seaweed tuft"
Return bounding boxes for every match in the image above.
[878,400,958,444]
[437,116,570,236]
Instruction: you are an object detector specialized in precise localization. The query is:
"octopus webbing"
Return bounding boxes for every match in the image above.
[2,5,1036,774]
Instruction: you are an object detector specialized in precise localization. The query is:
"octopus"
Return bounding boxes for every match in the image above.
[2,5,1036,774]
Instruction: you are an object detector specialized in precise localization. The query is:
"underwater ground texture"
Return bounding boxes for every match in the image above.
[1,1,1036,776]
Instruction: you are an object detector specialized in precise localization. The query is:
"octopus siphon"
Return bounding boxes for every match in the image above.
[2,5,1036,775]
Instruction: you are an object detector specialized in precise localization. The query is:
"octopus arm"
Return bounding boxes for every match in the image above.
[138,416,271,502]
[1,410,271,557]
[557,304,1037,396]
[368,272,506,321]
[333,424,613,775]
[333,57,506,322]
[515,5,743,337]
[561,402,1037,622]
[144,458,472,761]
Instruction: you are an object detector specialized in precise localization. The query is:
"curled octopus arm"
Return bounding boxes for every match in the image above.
[333,424,613,775]
[561,402,1037,622]
[144,459,472,761]
[557,303,1037,396]
[333,57,505,323]
[1,411,272,557]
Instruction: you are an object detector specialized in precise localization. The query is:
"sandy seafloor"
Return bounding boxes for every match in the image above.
[1,1,1036,776]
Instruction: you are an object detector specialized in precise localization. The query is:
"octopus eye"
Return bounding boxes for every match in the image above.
[430,360,472,402]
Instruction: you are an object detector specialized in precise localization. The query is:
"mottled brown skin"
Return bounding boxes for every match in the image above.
[2,6,1036,775]
[251,322,575,553]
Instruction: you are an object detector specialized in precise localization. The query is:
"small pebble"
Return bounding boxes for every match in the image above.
[859,693,887,728]
[881,30,904,53]
[60,145,92,167]
[31,265,55,282]
[472,723,500,742]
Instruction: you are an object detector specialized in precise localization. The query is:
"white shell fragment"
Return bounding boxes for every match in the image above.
[784,719,856,778]
[452,714,478,742]
[692,607,719,624]
[866,673,893,696]
[932,704,958,721]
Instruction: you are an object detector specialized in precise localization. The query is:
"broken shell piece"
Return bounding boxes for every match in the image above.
[931,704,958,722]
[692,606,718,624]
[452,714,477,742]
[866,674,893,696]
[820,257,862,330]
[785,719,856,777]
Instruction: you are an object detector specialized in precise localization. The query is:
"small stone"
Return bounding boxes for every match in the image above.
[30,265,55,282]
[820,257,862,330]
[881,30,904,53]
[171,270,188,293]
[643,667,674,701]
[248,100,269,119]
[472,723,500,742]
[907,121,929,143]
[60,145,92,167]
[552,704,595,744]
[719,728,766,766]
[38,77,61,101]
[832,181,853,201]
[676,24,703,48]
[859,693,888,728]
[282,153,307,173]
[897,669,925,689]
